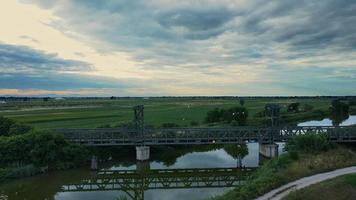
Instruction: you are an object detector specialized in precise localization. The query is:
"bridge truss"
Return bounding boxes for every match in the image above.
[56,126,356,146]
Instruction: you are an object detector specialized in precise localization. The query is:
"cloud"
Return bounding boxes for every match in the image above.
[3,0,356,96]
[0,43,92,74]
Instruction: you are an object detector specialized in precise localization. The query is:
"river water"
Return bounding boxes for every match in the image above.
[298,115,356,126]
[0,143,278,200]
[1,115,355,200]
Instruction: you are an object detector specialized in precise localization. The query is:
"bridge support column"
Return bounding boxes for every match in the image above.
[91,155,98,170]
[259,143,279,158]
[136,146,150,161]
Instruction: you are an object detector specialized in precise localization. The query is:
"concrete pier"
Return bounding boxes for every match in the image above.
[136,146,150,161]
[91,155,98,170]
[259,143,279,158]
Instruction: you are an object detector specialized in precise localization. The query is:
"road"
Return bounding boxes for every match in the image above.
[255,166,356,200]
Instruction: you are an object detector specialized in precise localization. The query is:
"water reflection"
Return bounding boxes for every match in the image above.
[0,143,282,200]
[60,167,253,200]
[298,115,356,126]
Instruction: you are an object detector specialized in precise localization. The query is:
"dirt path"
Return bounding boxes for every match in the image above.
[255,166,356,200]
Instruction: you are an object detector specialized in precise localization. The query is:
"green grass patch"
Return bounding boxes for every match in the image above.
[283,173,356,200]
[0,98,334,129]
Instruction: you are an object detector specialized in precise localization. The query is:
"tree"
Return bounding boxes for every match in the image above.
[205,108,223,123]
[287,103,300,112]
[330,100,349,126]
[225,107,249,125]
[0,117,32,136]
[330,99,349,115]
[239,99,245,106]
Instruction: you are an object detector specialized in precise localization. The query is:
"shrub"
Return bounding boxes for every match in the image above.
[205,107,249,125]
[348,99,356,106]
[205,108,223,123]
[0,131,90,170]
[285,134,333,153]
[190,121,199,126]
[160,123,180,128]
[287,103,300,113]
[303,104,314,112]
[0,117,32,136]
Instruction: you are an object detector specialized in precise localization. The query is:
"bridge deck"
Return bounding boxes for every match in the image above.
[56,126,356,146]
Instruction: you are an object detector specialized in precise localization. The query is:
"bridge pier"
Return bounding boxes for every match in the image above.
[136,146,150,161]
[91,155,98,170]
[259,143,279,158]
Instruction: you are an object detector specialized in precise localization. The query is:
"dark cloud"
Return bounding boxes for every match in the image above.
[0,72,126,90]
[0,43,92,73]
[159,8,236,31]
[0,44,131,94]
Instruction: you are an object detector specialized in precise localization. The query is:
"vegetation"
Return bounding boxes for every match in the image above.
[285,134,333,153]
[330,99,349,115]
[0,117,32,136]
[283,174,356,200]
[0,118,90,181]
[205,106,248,125]
[210,135,356,200]
[287,103,300,112]
[0,97,344,129]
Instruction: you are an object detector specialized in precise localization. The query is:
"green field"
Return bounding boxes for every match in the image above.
[283,173,356,200]
[0,97,337,129]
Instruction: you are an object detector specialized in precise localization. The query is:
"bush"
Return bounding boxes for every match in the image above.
[160,123,180,128]
[303,104,314,112]
[190,121,199,126]
[0,117,32,136]
[205,108,223,123]
[285,134,333,153]
[205,107,249,125]
[287,103,300,113]
[348,99,356,106]
[0,131,90,170]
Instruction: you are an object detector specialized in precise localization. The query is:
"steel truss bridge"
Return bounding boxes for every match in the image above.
[56,126,356,146]
[61,167,254,200]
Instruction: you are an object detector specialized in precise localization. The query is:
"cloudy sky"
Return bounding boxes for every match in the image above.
[0,0,355,96]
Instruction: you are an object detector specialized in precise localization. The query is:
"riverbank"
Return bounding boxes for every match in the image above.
[257,166,356,200]
[283,173,356,200]
[210,145,356,200]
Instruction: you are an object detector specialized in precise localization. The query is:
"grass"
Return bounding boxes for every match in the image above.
[210,146,356,200]
[283,173,356,200]
[0,97,335,129]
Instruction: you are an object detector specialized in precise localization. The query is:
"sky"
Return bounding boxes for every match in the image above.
[0,0,355,97]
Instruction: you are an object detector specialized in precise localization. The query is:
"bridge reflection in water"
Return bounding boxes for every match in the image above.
[61,166,255,200]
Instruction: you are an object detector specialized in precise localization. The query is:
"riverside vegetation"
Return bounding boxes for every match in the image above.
[0,117,89,180]
[210,134,356,200]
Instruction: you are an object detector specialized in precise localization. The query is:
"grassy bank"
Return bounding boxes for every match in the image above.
[210,146,356,200]
[283,173,356,200]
